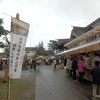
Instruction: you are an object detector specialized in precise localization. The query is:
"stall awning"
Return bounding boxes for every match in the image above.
[57,39,100,55]
[64,25,100,47]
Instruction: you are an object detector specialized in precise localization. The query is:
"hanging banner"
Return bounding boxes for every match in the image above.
[10,17,29,79]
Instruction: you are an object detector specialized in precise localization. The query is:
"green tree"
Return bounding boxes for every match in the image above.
[0,18,10,56]
[35,41,47,56]
[0,18,5,48]
[48,40,68,53]
[0,18,5,36]
[48,40,58,53]
[2,30,10,56]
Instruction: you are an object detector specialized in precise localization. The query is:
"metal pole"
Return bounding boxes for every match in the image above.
[7,64,11,100]
[1,12,12,100]
[7,75,10,100]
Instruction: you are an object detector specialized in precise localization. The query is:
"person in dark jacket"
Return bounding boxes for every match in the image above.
[32,59,37,71]
[0,58,2,70]
[63,56,67,67]
[72,57,78,82]
[91,61,100,100]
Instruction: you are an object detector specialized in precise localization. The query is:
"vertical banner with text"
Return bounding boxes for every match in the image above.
[10,17,29,79]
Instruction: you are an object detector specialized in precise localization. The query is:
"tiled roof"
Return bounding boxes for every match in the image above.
[0,52,5,54]
[57,38,70,42]
[70,17,100,39]
[57,38,71,45]
[86,17,100,28]
[25,47,37,51]
[70,26,86,39]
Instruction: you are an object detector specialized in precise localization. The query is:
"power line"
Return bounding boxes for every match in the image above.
[1,12,12,17]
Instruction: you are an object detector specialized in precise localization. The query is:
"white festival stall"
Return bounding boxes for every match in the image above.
[57,25,100,81]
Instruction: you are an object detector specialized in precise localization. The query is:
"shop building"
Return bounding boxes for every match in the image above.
[57,17,100,81]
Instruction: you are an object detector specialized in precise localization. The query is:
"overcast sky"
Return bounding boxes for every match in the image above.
[0,0,100,49]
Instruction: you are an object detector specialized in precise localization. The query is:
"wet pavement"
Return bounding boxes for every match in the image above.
[0,65,93,100]
[35,65,92,100]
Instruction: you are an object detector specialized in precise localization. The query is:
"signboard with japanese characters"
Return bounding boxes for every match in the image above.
[10,17,29,79]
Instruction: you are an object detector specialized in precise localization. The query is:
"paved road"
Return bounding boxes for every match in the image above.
[35,65,92,100]
[0,65,92,100]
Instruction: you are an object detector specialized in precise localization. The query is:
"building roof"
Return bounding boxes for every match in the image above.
[70,26,86,39]
[57,39,71,45]
[0,52,5,54]
[57,17,100,53]
[25,47,37,51]
[86,17,100,28]
[64,25,100,47]
[70,17,100,39]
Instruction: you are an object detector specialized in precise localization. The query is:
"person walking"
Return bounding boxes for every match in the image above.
[28,59,32,70]
[72,57,78,82]
[26,59,30,70]
[53,58,57,70]
[56,57,59,69]
[36,59,40,71]
[32,59,36,71]
[0,58,2,70]
[69,58,73,77]
[63,56,67,68]
[59,57,63,69]
[66,56,73,76]
[66,56,71,76]
[33,59,37,71]
[77,57,86,83]
[2,59,6,69]
[91,61,100,100]
[3,59,9,82]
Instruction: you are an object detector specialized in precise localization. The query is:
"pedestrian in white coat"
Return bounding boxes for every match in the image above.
[66,56,72,76]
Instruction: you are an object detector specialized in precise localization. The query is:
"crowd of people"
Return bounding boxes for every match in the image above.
[23,57,54,71]
[52,53,100,100]
[23,58,42,71]
[0,53,100,99]
[52,55,86,83]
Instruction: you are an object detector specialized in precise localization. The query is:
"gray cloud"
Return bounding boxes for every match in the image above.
[41,0,100,25]
[0,0,100,48]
